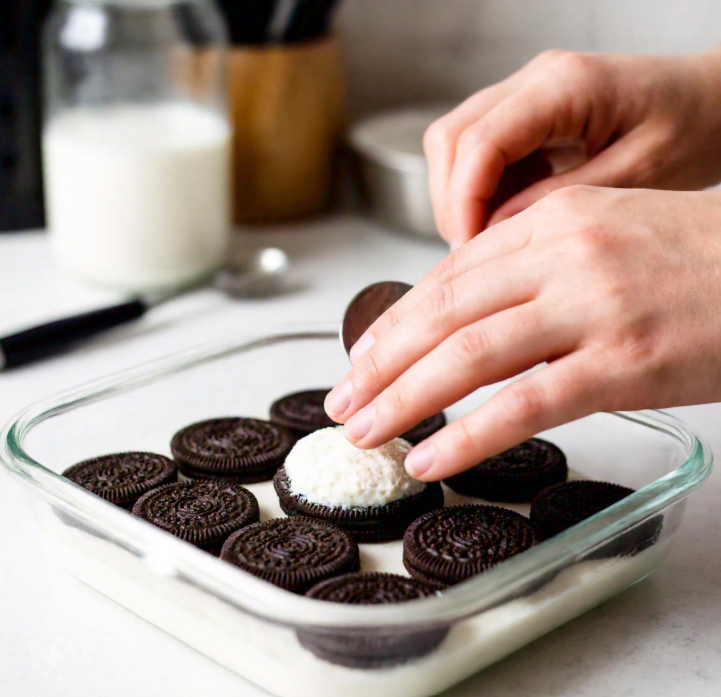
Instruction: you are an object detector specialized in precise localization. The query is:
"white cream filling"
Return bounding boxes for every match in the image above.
[283,426,425,508]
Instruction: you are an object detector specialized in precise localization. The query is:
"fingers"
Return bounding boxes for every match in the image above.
[423,49,589,243]
[332,249,539,423]
[486,130,657,226]
[342,301,579,450]
[425,81,518,242]
[444,79,595,244]
[347,210,535,365]
[403,349,607,481]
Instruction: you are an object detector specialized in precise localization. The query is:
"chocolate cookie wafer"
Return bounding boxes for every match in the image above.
[403,505,540,589]
[269,389,336,440]
[220,517,360,593]
[444,438,568,503]
[274,466,444,543]
[171,417,293,483]
[401,411,447,445]
[297,572,448,668]
[270,388,446,445]
[63,452,176,509]
[530,480,661,556]
[132,480,259,554]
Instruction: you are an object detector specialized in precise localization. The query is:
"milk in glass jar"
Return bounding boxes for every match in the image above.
[42,0,230,290]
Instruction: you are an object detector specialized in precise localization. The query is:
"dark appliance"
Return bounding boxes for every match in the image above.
[0,1,53,231]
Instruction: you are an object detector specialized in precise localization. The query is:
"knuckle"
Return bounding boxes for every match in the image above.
[618,331,656,368]
[549,50,598,81]
[534,48,567,66]
[356,348,383,385]
[427,282,457,326]
[424,117,454,154]
[387,382,411,416]
[571,222,611,259]
[544,183,594,210]
[504,383,546,426]
[450,324,493,365]
[381,305,401,331]
[457,119,493,152]
[430,253,460,286]
[452,419,479,461]
[608,310,657,370]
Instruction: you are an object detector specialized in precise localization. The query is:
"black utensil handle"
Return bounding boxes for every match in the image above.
[0,299,148,369]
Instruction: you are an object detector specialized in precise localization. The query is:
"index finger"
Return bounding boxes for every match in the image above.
[349,206,535,363]
[424,80,517,241]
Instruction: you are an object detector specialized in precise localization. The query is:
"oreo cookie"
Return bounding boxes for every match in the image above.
[171,417,293,483]
[530,480,661,556]
[274,466,444,543]
[270,389,336,439]
[403,505,540,589]
[62,452,176,509]
[297,572,448,668]
[132,480,260,554]
[270,388,446,445]
[401,412,447,445]
[220,517,360,593]
[443,438,568,503]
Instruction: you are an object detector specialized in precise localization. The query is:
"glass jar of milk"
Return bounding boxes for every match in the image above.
[42,0,231,291]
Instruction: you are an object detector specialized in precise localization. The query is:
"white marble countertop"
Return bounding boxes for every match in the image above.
[1,215,720,696]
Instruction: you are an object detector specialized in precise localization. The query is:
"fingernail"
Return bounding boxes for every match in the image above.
[450,239,461,252]
[350,332,375,364]
[344,406,374,442]
[325,380,353,416]
[405,443,435,478]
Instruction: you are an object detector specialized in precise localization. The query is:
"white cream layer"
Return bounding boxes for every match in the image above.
[283,426,424,508]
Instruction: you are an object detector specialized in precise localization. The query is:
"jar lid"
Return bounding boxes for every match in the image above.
[347,105,452,174]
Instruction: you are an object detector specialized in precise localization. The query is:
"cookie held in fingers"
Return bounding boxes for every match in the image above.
[131,480,259,554]
[171,417,293,483]
[63,452,176,509]
[220,517,360,593]
[274,427,443,543]
[403,505,540,589]
[298,572,448,668]
[443,438,568,503]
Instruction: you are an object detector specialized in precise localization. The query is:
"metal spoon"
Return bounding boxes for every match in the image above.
[0,247,290,370]
[198,247,289,299]
[341,280,413,357]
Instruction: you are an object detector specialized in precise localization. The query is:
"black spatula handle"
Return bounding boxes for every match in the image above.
[0,299,148,369]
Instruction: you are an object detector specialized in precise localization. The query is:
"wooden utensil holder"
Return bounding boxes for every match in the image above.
[228,35,345,224]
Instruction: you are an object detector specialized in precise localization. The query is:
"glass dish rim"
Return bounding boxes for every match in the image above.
[1,322,713,630]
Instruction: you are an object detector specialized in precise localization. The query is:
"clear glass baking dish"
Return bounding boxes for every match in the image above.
[1,323,713,697]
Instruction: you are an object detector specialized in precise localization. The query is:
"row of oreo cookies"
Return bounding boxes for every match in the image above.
[61,448,445,667]
[59,390,659,668]
[170,389,446,484]
[62,456,656,597]
[60,450,427,596]
[269,388,447,445]
[61,389,656,568]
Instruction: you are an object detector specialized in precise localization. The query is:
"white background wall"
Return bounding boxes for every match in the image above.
[335,0,721,116]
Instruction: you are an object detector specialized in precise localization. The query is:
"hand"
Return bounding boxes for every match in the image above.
[425,49,721,247]
[324,186,721,481]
